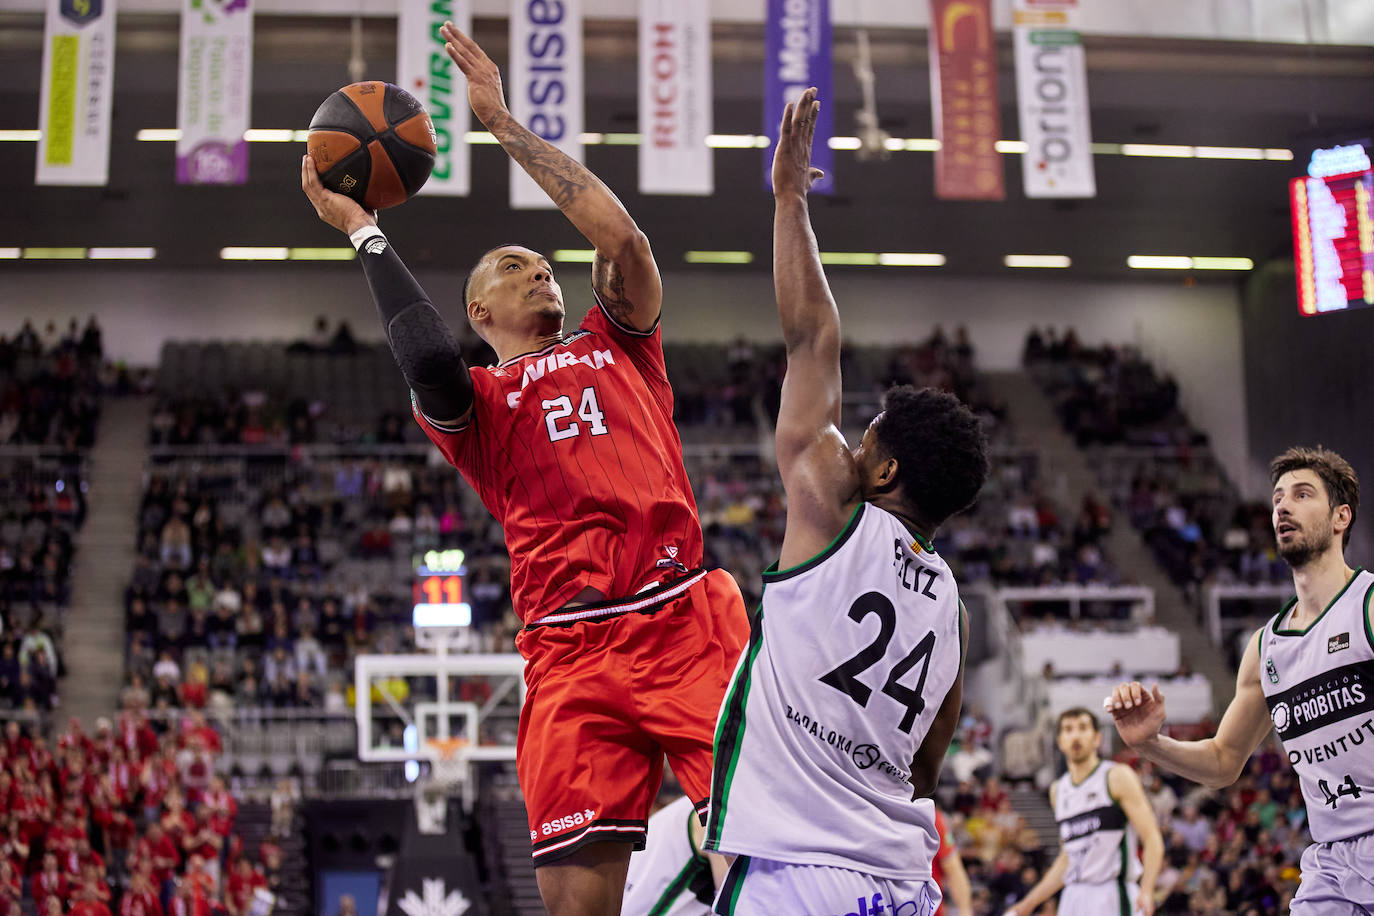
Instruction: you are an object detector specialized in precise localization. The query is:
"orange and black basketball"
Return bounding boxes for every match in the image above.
[307,81,437,211]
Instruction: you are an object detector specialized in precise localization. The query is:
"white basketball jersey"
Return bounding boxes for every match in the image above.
[621,797,712,916]
[1053,762,1141,887]
[1260,568,1374,843]
[704,503,964,880]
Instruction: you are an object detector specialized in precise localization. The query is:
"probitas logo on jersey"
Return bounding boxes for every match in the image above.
[1267,661,1374,740]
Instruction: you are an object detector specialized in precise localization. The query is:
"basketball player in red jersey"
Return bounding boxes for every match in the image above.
[301,23,747,916]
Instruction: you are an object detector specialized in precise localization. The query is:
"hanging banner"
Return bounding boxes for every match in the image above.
[638,0,712,195]
[1013,0,1095,198]
[763,0,833,194]
[399,0,470,196]
[508,0,584,210]
[176,0,254,184]
[929,0,1004,200]
[35,0,116,186]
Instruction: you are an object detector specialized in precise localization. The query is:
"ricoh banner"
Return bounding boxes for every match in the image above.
[176,0,254,184]
[36,0,116,186]
[1013,0,1096,198]
[399,0,470,196]
[763,0,833,194]
[637,0,712,195]
[509,0,584,210]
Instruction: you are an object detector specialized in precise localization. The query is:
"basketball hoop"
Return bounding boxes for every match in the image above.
[415,737,469,835]
[425,737,470,791]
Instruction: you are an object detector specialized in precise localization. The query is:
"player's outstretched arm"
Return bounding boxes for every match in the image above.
[770,88,856,563]
[302,155,473,427]
[440,23,661,333]
[1107,764,1163,916]
[1105,627,1272,789]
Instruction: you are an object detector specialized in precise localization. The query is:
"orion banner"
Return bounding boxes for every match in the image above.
[929,0,1004,200]
[1013,0,1095,198]
[638,0,712,195]
[509,0,583,210]
[763,0,833,194]
[36,0,116,186]
[176,0,254,184]
[399,0,471,196]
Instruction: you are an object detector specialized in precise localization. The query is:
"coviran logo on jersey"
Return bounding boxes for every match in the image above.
[503,343,615,408]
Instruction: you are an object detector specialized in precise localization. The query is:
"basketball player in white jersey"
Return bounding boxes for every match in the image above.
[622,796,717,916]
[1108,446,1374,913]
[1006,708,1163,916]
[703,87,990,916]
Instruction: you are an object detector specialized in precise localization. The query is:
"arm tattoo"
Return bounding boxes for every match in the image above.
[487,109,593,210]
[593,254,636,324]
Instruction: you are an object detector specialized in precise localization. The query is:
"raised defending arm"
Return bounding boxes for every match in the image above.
[440,23,661,332]
[770,88,861,568]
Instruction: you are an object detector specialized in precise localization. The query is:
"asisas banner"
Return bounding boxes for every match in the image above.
[509,0,583,210]
[929,0,1004,200]
[176,0,254,184]
[763,0,833,194]
[638,0,712,195]
[36,0,116,186]
[399,0,470,196]
[1013,0,1096,198]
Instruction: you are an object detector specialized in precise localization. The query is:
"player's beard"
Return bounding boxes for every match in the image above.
[1277,516,1334,570]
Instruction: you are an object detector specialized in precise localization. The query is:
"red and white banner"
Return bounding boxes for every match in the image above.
[509,0,583,210]
[1013,0,1095,198]
[637,0,712,195]
[928,0,1004,200]
[398,0,470,196]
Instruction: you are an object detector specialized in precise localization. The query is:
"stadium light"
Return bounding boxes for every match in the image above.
[1004,255,1071,269]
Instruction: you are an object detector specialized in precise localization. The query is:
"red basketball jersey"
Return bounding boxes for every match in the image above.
[414,299,704,627]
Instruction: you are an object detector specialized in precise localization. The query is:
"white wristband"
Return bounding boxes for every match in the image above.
[349,225,386,252]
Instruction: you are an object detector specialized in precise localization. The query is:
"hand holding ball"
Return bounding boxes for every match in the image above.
[306,81,437,211]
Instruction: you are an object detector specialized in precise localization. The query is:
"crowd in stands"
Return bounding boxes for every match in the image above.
[0,317,113,719]
[121,455,518,716]
[1025,327,1287,609]
[0,318,105,450]
[0,712,276,916]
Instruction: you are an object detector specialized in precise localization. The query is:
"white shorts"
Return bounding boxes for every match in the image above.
[1290,833,1374,915]
[711,855,940,916]
[1058,880,1137,916]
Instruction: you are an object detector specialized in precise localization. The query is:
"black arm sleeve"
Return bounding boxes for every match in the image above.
[357,237,474,425]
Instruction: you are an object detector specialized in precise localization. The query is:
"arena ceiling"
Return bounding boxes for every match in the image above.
[0,16,1372,279]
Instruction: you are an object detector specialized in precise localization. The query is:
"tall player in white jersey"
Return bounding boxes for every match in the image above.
[1006,709,1162,916]
[1108,446,1374,913]
[703,87,990,916]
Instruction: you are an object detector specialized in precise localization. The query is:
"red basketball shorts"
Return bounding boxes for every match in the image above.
[513,567,749,864]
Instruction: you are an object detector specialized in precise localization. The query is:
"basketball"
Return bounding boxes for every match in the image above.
[306,81,437,211]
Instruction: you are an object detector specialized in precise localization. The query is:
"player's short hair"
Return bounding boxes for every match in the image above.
[1270,445,1359,549]
[461,244,526,308]
[872,386,989,531]
[1057,707,1100,734]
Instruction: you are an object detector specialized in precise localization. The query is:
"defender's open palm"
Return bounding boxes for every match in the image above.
[439,23,508,127]
[772,87,826,197]
[1106,681,1167,748]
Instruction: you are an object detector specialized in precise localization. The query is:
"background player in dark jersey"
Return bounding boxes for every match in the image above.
[302,23,747,916]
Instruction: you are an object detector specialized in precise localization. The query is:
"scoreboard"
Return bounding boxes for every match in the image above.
[412,548,470,629]
[1290,142,1374,316]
